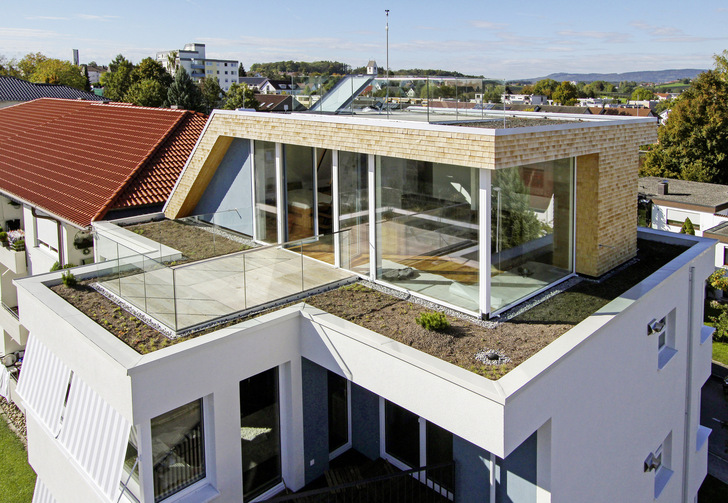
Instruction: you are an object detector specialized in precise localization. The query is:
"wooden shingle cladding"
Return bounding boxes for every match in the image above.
[165,111,657,277]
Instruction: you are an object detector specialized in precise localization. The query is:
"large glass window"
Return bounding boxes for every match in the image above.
[328,371,349,454]
[151,399,205,502]
[384,400,419,468]
[338,151,369,273]
[375,157,479,311]
[491,158,574,311]
[300,148,335,263]
[284,144,315,242]
[254,141,277,243]
[241,368,282,500]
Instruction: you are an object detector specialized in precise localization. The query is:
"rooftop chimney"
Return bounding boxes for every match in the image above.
[657,180,669,195]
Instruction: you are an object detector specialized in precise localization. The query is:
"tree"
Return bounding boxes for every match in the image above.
[532,79,558,99]
[165,67,203,111]
[552,81,578,105]
[492,168,542,253]
[166,51,179,74]
[238,63,246,77]
[679,218,695,235]
[199,77,225,113]
[124,79,168,107]
[102,54,134,101]
[30,59,88,90]
[714,49,728,77]
[641,68,728,183]
[131,58,172,88]
[223,82,258,110]
[17,52,48,78]
[0,54,19,77]
[631,87,654,101]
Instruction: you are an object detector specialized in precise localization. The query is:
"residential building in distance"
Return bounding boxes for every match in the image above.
[0,75,108,109]
[639,176,728,267]
[239,77,299,95]
[157,43,239,92]
[0,98,206,404]
[13,107,715,502]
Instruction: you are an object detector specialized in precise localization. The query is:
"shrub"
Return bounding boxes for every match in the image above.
[415,311,450,331]
[11,238,24,251]
[710,309,728,343]
[50,261,77,272]
[708,268,728,291]
[0,230,6,244]
[680,217,695,235]
[61,270,77,287]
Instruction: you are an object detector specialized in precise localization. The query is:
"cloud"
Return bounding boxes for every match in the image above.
[76,14,119,21]
[557,30,631,44]
[25,16,69,21]
[470,20,507,30]
[629,22,719,43]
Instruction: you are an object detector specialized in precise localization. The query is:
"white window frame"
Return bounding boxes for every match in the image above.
[378,398,454,500]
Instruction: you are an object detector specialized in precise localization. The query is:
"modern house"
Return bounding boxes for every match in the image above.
[0,98,206,402]
[14,109,715,502]
[639,176,728,267]
[0,75,108,108]
[157,43,239,92]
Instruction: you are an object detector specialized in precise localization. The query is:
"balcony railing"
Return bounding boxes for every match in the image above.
[1,301,19,320]
[93,225,354,336]
[262,462,454,503]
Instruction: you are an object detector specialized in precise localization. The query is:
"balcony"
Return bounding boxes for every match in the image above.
[0,302,27,345]
[0,244,26,275]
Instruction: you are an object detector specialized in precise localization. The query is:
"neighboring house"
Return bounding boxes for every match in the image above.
[589,106,657,117]
[0,98,206,403]
[157,43,238,92]
[253,94,306,112]
[14,109,715,503]
[0,75,108,109]
[501,94,547,105]
[366,60,378,75]
[84,65,109,85]
[239,78,298,95]
[639,176,728,266]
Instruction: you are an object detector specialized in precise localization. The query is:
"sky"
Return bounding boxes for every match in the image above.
[2,0,727,79]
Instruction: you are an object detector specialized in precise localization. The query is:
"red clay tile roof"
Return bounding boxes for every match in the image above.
[0,98,206,227]
[111,112,207,210]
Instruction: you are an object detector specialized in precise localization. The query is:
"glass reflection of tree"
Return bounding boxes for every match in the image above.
[492,168,541,252]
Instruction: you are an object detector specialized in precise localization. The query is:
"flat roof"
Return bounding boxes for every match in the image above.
[639,176,728,212]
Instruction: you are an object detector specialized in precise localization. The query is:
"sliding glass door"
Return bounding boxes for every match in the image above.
[240,368,281,500]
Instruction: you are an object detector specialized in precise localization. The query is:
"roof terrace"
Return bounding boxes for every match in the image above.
[48,215,693,379]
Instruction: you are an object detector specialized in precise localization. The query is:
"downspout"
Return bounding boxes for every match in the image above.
[681,266,695,502]
[31,207,65,266]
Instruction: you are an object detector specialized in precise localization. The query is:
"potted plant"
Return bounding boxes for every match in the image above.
[11,238,24,252]
[0,230,7,247]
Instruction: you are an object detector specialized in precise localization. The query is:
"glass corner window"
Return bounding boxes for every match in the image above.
[151,399,206,502]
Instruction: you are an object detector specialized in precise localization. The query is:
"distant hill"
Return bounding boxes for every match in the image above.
[523,69,706,84]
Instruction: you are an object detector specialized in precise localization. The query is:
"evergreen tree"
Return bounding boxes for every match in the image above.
[492,168,541,253]
[165,67,203,111]
[199,77,225,113]
[680,218,695,235]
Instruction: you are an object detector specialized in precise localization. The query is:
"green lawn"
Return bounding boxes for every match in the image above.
[714,341,728,366]
[0,418,35,503]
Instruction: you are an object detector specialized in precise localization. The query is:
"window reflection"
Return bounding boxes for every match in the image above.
[491,158,574,311]
[151,399,205,502]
